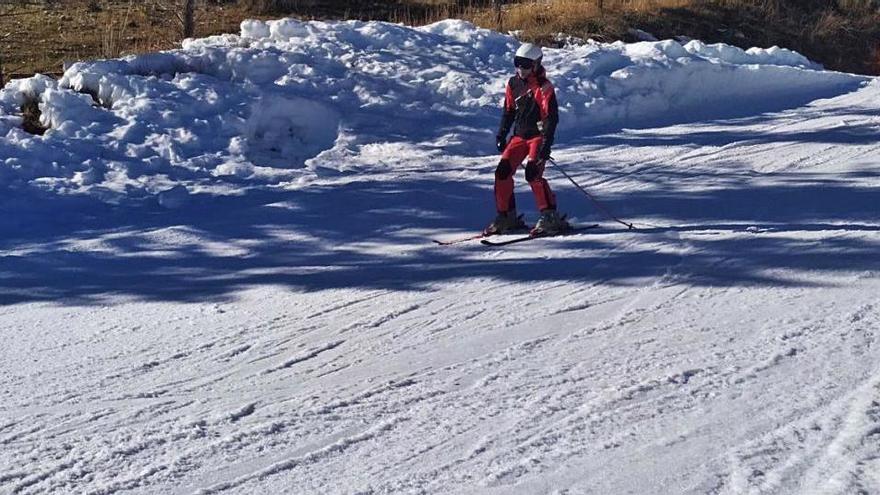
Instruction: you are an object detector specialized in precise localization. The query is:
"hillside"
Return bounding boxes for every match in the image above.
[1,17,879,494]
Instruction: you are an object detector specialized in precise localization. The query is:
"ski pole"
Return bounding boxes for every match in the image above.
[547,157,635,230]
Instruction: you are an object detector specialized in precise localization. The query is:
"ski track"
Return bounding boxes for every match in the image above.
[717,303,880,495]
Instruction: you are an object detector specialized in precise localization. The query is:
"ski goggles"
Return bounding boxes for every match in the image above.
[514,56,536,69]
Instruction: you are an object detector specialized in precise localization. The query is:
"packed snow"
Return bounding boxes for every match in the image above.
[1,18,879,495]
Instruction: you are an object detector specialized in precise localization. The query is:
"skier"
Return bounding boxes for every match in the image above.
[484,42,568,236]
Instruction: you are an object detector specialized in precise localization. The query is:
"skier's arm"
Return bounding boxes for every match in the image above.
[539,84,558,158]
[497,81,515,139]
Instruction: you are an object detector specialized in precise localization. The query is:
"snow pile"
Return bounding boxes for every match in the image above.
[554,39,858,131]
[0,18,869,200]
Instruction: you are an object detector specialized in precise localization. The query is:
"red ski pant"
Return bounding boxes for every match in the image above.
[494,135,556,213]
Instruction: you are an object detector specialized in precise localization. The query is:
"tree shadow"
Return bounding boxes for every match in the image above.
[1,142,878,307]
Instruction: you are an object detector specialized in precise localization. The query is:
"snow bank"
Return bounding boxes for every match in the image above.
[0,18,869,200]
[553,39,858,131]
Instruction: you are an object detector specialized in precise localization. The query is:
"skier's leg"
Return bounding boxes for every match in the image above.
[524,137,557,211]
[526,161,557,211]
[486,137,531,235]
[494,137,528,213]
[494,159,515,213]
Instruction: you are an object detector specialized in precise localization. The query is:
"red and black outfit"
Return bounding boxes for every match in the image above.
[495,66,559,214]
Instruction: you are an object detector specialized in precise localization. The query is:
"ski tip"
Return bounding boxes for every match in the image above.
[433,233,489,246]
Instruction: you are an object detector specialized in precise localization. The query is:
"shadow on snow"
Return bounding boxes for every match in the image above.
[1,118,879,306]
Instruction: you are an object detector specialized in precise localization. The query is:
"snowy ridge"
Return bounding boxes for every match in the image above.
[0,19,869,200]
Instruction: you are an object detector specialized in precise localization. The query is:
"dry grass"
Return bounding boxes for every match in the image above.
[471,0,720,44]
[0,0,878,83]
[0,0,272,79]
[0,0,480,80]
[470,0,880,74]
[100,0,134,59]
[871,43,880,74]
[390,2,474,26]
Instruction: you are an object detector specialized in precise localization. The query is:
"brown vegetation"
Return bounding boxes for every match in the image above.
[471,0,880,75]
[0,0,878,84]
[0,0,266,80]
[20,96,47,135]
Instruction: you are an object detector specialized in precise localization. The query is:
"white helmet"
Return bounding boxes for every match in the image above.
[515,43,543,62]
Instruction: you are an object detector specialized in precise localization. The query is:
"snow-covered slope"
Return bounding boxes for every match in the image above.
[1,19,879,495]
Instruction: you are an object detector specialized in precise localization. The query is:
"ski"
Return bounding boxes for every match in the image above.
[432,224,528,246]
[479,224,599,247]
[432,233,489,246]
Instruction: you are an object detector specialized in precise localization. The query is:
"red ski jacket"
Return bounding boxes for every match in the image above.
[497,66,559,150]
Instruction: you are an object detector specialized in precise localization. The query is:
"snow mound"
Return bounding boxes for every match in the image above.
[0,18,869,200]
[553,39,858,132]
[239,95,340,169]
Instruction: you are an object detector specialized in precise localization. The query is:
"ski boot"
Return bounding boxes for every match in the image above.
[483,210,526,236]
[530,209,570,236]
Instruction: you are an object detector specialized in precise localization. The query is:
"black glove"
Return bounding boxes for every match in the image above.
[496,135,507,153]
[539,142,551,160]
